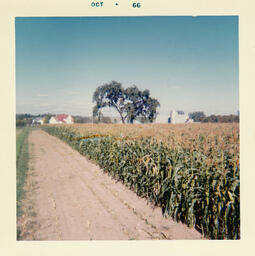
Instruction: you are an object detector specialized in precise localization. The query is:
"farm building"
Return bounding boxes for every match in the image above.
[168,111,193,124]
[49,114,74,124]
[32,117,44,125]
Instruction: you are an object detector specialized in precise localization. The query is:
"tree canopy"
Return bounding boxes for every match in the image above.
[188,112,206,122]
[93,81,160,124]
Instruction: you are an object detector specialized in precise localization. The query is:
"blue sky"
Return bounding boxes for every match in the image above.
[16,16,239,121]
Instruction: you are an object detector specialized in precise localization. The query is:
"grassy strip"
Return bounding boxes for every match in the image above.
[42,125,240,240]
[16,127,30,218]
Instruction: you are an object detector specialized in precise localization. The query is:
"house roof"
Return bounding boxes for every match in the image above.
[55,114,72,123]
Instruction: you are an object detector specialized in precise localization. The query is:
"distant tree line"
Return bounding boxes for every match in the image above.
[176,110,185,115]
[16,113,54,127]
[188,111,239,123]
[16,114,36,127]
[16,113,117,126]
[73,116,92,123]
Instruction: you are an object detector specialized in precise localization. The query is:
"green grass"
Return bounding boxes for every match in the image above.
[16,127,30,218]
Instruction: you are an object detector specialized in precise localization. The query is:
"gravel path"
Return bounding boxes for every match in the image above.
[20,129,203,240]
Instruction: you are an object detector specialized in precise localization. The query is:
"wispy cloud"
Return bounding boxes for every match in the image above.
[16,101,93,116]
[66,101,92,106]
[37,94,48,97]
[68,91,80,95]
[39,103,52,107]
[169,85,181,90]
[61,90,80,95]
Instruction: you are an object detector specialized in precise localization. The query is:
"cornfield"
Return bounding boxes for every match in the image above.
[42,123,240,239]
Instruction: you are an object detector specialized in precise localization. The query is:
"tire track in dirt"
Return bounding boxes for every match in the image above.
[32,135,127,240]
[25,130,203,240]
[55,148,167,239]
[40,133,150,239]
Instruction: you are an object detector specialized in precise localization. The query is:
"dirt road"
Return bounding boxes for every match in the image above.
[18,129,203,240]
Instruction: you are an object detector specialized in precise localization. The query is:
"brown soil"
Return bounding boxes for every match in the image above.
[18,129,203,240]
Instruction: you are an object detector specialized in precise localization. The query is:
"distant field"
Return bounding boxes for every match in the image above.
[53,123,239,154]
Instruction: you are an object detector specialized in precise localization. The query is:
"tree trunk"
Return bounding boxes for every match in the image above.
[120,114,125,124]
[113,104,126,124]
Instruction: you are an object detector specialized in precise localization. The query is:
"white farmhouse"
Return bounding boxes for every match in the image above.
[49,114,74,124]
[168,111,193,124]
[32,117,44,125]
